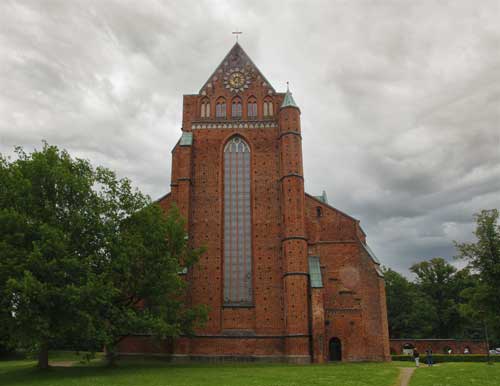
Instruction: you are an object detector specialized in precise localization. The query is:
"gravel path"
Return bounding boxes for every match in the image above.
[397,367,416,386]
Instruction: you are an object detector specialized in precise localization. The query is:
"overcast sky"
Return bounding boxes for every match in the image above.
[1,0,499,275]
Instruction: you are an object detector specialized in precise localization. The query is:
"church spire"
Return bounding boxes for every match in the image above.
[280,82,299,111]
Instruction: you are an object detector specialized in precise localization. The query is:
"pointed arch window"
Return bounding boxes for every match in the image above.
[224,136,252,305]
[247,96,257,119]
[200,98,210,118]
[216,97,226,119]
[232,97,242,119]
[263,97,273,117]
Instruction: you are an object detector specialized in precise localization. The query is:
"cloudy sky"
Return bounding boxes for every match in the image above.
[1,0,499,275]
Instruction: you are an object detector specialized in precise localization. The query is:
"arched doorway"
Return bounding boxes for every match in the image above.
[329,337,342,361]
[402,343,415,355]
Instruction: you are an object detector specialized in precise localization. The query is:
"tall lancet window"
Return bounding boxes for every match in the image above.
[224,136,252,305]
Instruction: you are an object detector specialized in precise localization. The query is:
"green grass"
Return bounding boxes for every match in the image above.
[409,362,500,386]
[0,355,399,386]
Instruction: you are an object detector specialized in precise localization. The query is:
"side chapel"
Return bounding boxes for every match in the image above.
[118,43,390,363]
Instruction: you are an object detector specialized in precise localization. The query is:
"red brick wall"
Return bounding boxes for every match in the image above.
[119,44,389,363]
[305,196,390,362]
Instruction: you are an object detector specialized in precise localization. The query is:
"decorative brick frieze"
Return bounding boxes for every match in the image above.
[191,120,278,130]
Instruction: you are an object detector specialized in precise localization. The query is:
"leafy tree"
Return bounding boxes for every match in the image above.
[96,203,207,365]
[0,144,206,368]
[455,209,500,344]
[410,258,467,338]
[383,267,435,338]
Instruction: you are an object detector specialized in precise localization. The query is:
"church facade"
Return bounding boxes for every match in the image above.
[118,43,390,363]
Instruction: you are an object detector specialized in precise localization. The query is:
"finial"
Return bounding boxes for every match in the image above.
[232,30,242,42]
[281,81,300,111]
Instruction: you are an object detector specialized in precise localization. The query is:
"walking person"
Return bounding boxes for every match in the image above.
[413,348,420,367]
[425,348,433,367]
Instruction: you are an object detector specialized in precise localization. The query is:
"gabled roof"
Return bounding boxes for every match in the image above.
[154,192,171,204]
[305,192,359,222]
[199,42,275,93]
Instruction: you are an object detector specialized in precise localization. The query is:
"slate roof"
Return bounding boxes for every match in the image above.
[361,243,384,278]
[179,132,193,146]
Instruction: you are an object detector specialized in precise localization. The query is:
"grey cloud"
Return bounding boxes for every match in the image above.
[1,0,499,276]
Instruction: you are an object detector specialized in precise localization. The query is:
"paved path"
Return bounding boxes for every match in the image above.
[397,367,416,386]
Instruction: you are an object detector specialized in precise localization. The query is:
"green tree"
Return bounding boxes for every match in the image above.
[455,209,500,344]
[383,267,435,338]
[410,257,471,338]
[0,144,206,369]
[96,203,207,365]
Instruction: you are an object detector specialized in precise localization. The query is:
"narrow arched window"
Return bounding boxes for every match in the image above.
[224,136,252,305]
[247,96,257,119]
[232,97,242,119]
[201,98,210,118]
[216,97,226,119]
[263,97,273,117]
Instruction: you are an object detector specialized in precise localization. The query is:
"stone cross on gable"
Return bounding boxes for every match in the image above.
[232,30,242,42]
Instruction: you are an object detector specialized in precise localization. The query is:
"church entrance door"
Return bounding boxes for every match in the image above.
[329,337,342,361]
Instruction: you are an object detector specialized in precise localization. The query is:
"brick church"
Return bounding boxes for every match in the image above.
[118,43,390,363]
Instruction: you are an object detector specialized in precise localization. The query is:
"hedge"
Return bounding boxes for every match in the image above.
[392,354,500,363]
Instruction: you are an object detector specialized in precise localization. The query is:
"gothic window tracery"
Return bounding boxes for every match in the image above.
[224,136,252,305]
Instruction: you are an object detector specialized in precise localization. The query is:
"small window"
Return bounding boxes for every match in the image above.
[200,98,210,118]
[308,256,323,288]
[232,97,242,118]
[216,98,226,118]
[247,96,257,119]
[316,207,323,217]
[263,97,273,117]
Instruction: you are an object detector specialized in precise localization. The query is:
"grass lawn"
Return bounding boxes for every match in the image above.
[0,353,400,386]
[409,362,500,386]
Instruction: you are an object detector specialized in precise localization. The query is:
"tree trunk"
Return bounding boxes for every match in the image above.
[38,342,49,370]
[105,350,117,367]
